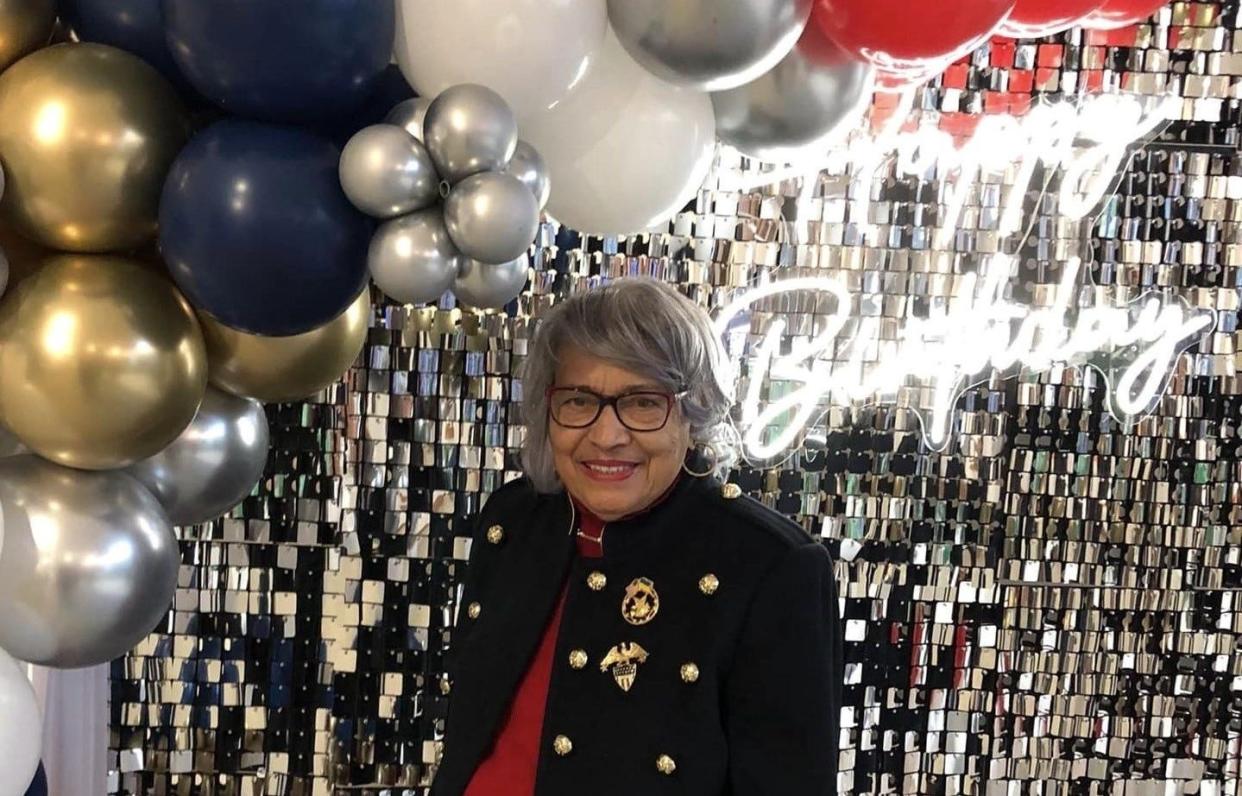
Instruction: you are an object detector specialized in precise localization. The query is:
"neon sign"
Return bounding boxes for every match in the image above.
[715,92,1216,459]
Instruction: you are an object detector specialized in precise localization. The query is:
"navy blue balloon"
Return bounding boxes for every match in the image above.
[60,0,190,94]
[24,763,47,796]
[159,120,371,336]
[162,0,394,123]
[315,65,416,149]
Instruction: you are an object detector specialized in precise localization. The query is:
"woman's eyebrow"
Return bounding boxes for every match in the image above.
[557,383,665,393]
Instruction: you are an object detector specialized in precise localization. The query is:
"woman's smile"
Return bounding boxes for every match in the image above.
[578,459,641,482]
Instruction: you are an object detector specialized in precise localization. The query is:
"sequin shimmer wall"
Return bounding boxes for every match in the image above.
[110,5,1242,795]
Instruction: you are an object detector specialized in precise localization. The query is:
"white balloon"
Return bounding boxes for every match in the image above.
[0,647,41,796]
[522,28,716,236]
[394,0,609,123]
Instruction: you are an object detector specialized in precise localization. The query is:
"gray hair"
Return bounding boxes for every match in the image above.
[520,278,737,493]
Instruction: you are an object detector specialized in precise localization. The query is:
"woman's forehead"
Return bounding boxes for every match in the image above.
[553,347,661,391]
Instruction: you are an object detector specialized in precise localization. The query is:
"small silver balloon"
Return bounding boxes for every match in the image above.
[339,124,440,218]
[423,84,518,184]
[385,97,432,141]
[443,171,539,265]
[608,0,812,91]
[505,141,551,210]
[124,386,270,526]
[369,208,462,305]
[0,455,177,668]
[453,255,529,310]
[711,36,874,162]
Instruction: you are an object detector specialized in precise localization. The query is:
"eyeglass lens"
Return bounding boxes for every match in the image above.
[550,390,671,430]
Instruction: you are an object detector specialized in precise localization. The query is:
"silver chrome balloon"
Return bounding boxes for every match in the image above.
[453,255,529,310]
[607,0,812,91]
[422,84,518,184]
[124,386,270,526]
[385,97,432,141]
[369,208,462,305]
[711,40,873,162]
[505,140,551,209]
[339,124,440,218]
[443,171,539,265]
[0,455,177,668]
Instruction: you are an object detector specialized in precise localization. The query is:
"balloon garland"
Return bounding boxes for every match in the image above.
[0,6,398,782]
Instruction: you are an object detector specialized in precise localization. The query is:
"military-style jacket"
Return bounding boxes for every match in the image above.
[430,470,842,796]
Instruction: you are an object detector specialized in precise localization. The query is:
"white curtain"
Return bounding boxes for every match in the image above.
[27,665,109,796]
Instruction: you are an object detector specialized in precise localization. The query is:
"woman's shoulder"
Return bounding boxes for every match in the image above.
[473,475,549,526]
[687,479,819,558]
[480,474,539,508]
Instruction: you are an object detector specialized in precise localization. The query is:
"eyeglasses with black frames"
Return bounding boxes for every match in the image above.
[546,387,687,432]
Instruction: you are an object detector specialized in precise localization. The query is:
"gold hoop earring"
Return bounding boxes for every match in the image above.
[682,444,717,478]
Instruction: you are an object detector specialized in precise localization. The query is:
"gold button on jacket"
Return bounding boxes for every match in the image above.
[431,474,841,796]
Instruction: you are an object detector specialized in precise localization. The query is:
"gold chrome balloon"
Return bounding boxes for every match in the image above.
[199,290,371,403]
[0,43,191,252]
[0,0,54,72]
[0,255,208,469]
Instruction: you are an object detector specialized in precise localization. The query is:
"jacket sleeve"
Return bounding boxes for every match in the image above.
[446,480,520,665]
[724,541,842,795]
[444,476,531,665]
[452,477,530,625]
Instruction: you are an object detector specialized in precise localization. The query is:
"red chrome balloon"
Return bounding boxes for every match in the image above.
[874,57,952,91]
[813,0,1015,72]
[1082,0,1166,29]
[794,16,857,67]
[999,0,1106,37]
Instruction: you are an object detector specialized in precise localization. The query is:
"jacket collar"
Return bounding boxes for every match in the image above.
[553,452,720,560]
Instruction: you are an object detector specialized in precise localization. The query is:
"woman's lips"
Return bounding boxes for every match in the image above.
[579,460,639,482]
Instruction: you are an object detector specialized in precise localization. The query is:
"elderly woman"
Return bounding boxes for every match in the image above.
[431,278,841,796]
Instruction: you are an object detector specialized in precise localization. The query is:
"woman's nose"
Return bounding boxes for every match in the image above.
[587,404,631,447]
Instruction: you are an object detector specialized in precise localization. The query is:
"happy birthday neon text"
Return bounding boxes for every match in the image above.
[717,92,1213,459]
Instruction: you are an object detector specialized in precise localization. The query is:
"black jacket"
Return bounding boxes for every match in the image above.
[430,470,842,796]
